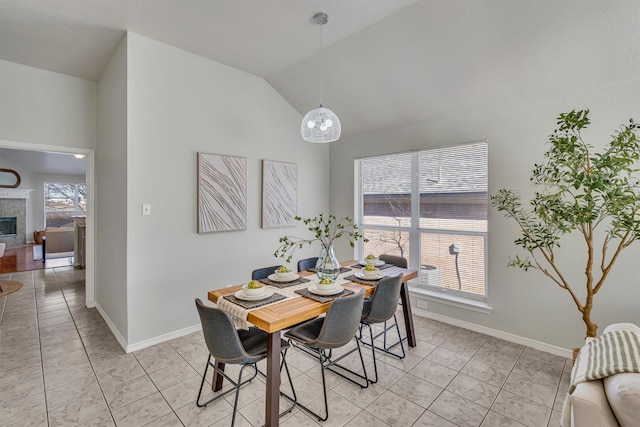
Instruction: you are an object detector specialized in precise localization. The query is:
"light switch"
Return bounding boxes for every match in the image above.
[142,204,151,216]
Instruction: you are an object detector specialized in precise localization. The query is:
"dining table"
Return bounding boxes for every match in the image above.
[207,259,418,426]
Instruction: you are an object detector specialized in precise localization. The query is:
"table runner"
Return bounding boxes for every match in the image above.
[216,275,351,329]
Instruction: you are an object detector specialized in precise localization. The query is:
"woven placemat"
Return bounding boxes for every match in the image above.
[259,277,310,289]
[294,287,354,303]
[350,263,395,270]
[306,266,352,274]
[223,292,286,309]
[343,274,383,286]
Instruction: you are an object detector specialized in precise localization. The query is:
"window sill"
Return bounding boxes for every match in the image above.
[408,280,492,314]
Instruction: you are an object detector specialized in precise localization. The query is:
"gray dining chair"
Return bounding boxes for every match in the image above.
[297,256,318,272]
[194,298,296,426]
[379,254,408,268]
[251,265,281,281]
[375,254,408,357]
[284,290,367,421]
[359,274,405,383]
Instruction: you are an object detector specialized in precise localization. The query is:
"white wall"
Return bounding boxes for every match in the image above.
[96,35,129,341]
[0,60,96,148]
[125,33,328,346]
[330,76,640,351]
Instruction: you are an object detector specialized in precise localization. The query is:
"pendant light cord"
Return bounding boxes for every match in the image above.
[319,20,324,107]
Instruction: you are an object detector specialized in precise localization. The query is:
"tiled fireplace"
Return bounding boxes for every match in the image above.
[0,197,28,248]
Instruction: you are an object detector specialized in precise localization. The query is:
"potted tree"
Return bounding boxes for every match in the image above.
[491,109,640,338]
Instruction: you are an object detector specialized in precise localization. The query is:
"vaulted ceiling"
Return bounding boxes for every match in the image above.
[1,0,638,140]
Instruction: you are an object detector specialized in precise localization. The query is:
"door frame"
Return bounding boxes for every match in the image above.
[0,139,95,306]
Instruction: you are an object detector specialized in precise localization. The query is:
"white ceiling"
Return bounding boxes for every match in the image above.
[1,0,638,140]
[0,148,86,176]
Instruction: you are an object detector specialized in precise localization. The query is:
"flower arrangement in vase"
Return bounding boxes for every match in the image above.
[274,214,366,279]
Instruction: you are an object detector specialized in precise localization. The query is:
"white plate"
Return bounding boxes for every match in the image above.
[267,273,299,283]
[233,289,274,301]
[359,259,385,267]
[308,284,344,296]
[355,272,384,280]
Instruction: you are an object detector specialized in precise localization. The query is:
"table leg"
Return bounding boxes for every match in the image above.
[212,361,225,392]
[265,331,281,427]
[400,282,417,347]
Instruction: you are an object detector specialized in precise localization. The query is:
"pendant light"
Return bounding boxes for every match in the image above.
[301,12,341,143]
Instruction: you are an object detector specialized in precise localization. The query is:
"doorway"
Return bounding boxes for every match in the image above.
[0,140,95,306]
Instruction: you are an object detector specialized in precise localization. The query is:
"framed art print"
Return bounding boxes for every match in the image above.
[197,153,247,233]
[261,160,297,228]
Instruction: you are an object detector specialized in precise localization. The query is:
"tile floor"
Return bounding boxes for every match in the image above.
[1,267,570,426]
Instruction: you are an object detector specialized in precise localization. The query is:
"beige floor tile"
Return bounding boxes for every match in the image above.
[388,372,443,408]
[429,390,488,427]
[365,390,425,426]
[48,392,109,427]
[446,373,500,408]
[110,392,172,427]
[102,374,158,410]
[491,390,551,427]
[2,267,575,427]
[413,410,458,427]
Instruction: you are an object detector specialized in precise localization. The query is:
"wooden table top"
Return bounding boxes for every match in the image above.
[208,260,417,333]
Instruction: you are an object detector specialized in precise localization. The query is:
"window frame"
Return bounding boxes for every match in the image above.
[44,182,86,229]
[354,141,489,303]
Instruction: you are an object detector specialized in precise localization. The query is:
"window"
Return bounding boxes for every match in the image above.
[44,183,86,228]
[356,141,488,299]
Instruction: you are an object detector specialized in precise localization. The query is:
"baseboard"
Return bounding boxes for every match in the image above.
[94,303,202,353]
[95,303,128,352]
[125,324,202,353]
[411,307,573,359]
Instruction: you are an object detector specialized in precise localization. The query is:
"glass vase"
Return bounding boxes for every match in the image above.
[315,243,341,280]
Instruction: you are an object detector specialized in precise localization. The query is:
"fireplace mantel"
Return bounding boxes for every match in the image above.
[0,189,35,199]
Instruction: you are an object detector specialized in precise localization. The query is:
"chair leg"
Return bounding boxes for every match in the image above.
[278,348,298,416]
[361,315,406,360]
[196,355,258,409]
[254,349,298,419]
[286,339,369,421]
[285,347,328,422]
[230,364,255,427]
[361,323,379,384]
[323,339,369,389]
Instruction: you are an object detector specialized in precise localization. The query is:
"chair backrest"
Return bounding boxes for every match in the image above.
[379,254,407,268]
[315,290,365,349]
[195,298,249,364]
[251,265,281,280]
[362,274,403,323]
[297,257,319,272]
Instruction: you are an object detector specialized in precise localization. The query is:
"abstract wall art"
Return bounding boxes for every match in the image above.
[261,160,297,228]
[197,153,247,233]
